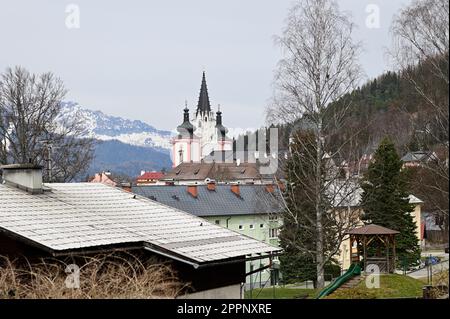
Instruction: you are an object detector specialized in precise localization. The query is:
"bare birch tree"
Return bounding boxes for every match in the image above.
[0,66,94,182]
[267,0,363,288]
[391,0,449,231]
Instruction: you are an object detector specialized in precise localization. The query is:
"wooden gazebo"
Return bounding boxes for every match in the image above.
[347,224,400,273]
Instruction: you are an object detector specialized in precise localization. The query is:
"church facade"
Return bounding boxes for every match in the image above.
[171,72,232,167]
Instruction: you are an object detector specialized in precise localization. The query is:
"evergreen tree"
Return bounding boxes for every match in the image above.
[279,131,319,285]
[279,131,342,286]
[360,137,421,267]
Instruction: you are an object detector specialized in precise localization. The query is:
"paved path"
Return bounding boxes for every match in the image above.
[406,259,449,279]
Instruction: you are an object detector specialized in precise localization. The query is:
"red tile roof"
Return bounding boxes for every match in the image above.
[137,172,164,180]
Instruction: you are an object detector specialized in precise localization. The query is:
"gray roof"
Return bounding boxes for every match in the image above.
[0,183,280,265]
[401,151,436,162]
[131,185,284,217]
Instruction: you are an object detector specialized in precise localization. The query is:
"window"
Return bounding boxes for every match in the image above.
[269,228,279,238]
[249,224,254,230]
[178,148,184,164]
[260,224,264,228]
[238,225,244,230]
[269,215,278,221]
[215,220,220,225]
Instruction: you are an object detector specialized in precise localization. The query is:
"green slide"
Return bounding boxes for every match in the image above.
[316,263,362,299]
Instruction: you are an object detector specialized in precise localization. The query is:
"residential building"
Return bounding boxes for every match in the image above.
[132,183,284,288]
[161,161,274,185]
[338,193,424,271]
[136,170,165,185]
[422,211,448,245]
[0,164,281,298]
[89,171,118,187]
[89,170,131,190]
[401,151,438,168]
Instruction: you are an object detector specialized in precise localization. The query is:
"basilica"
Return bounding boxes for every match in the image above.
[171,72,232,167]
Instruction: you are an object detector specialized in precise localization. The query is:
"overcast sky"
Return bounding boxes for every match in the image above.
[0,0,412,131]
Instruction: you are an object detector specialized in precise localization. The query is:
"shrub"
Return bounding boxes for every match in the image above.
[0,252,186,299]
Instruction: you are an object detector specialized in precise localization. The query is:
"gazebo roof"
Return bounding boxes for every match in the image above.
[346,224,400,235]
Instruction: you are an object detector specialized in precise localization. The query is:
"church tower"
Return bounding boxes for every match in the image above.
[171,72,232,167]
[171,104,200,167]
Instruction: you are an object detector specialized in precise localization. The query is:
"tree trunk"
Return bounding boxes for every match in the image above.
[315,120,325,289]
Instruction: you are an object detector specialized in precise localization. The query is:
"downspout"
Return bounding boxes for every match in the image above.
[226,216,232,228]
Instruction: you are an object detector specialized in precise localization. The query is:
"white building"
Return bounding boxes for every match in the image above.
[171,72,232,167]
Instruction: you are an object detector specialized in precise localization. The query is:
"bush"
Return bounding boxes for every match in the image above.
[0,253,185,299]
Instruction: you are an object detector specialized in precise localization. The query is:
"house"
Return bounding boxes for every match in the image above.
[89,171,118,187]
[136,171,165,185]
[422,211,448,245]
[89,171,131,191]
[338,192,424,271]
[131,182,284,288]
[161,161,274,185]
[401,151,438,168]
[0,164,281,298]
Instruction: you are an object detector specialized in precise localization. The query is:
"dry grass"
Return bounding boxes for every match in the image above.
[418,269,449,298]
[0,252,186,299]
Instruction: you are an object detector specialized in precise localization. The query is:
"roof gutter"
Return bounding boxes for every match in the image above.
[192,251,283,270]
[51,244,144,257]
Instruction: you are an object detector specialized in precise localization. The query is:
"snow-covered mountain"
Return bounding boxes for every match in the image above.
[60,101,173,151]
[59,102,174,177]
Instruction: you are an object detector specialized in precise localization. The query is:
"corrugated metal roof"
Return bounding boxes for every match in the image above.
[0,183,280,264]
[131,184,283,217]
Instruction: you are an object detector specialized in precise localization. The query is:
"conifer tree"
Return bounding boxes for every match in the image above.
[360,137,420,267]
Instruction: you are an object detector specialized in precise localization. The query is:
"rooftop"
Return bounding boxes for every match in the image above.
[346,224,400,235]
[137,171,165,180]
[0,183,280,266]
[131,184,284,217]
[401,151,436,163]
[162,162,268,182]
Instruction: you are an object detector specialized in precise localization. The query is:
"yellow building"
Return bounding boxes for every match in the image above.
[338,195,423,271]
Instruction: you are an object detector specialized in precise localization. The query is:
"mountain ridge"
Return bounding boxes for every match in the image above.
[59,101,173,177]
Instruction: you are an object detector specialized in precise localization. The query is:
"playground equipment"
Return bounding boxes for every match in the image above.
[316,263,361,299]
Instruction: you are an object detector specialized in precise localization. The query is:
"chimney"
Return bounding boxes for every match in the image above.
[277,180,286,191]
[140,170,146,176]
[187,185,198,198]
[1,164,43,194]
[265,184,274,193]
[207,180,216,191]
[230,184,240,197]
